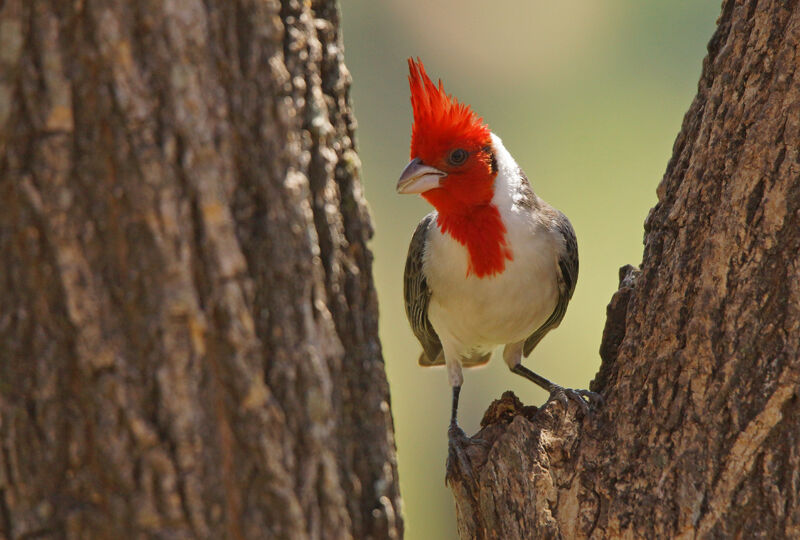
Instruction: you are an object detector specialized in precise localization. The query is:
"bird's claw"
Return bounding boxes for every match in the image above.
[548,385,603,416]
[445,423,488,487]
[578,388,604,407]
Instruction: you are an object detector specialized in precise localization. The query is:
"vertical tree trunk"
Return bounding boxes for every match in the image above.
[449,0,800,538]
[0,1,402,539]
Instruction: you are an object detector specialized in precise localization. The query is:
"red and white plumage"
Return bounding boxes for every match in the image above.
[422,132,565,382]
[397,59,598,476]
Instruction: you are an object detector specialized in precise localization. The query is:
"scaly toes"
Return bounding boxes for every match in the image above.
[446,430,473,485]
[548,385,602,416]
[445,424,489,486]
[577,388,604,407]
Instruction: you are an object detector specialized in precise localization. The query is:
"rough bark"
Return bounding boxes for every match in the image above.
[0,1,401,539]
[449,1,800,538]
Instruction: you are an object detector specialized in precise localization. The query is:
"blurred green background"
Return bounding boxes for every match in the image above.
[340,2,720,538]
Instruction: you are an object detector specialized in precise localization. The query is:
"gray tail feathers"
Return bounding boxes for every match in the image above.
[417,350,491,367]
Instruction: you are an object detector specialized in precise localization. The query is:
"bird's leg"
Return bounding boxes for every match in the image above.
[444,355,489,486]
[503,341,603,415]
[446,384,475,485]
[449,383,461,426]
[511,364,603,414]
[445,387,492,487]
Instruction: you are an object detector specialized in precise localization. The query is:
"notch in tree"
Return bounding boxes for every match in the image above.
[446,0,800,538]
[0,1,401,538]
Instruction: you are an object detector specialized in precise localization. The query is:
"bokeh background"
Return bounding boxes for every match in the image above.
[340,2,720,538]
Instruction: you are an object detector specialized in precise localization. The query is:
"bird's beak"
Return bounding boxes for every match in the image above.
[396,158,446,194]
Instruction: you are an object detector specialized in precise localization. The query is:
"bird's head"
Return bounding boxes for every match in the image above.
[397,58,496,215]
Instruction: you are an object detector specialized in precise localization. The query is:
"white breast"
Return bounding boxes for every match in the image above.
[424,134,561,359]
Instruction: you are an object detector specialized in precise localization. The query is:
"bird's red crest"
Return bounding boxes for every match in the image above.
[408,58,491,162]
[406,58,510,278]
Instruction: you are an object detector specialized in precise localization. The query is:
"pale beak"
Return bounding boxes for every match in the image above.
[396,158,447,194]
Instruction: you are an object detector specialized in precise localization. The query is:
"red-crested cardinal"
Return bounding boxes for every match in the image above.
[398,58,601,480]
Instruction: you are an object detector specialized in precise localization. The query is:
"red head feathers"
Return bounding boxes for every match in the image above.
[405,58,511,278]
[408,58,492,164]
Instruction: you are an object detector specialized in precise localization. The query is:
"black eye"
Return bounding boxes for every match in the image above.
[448,148,468,166]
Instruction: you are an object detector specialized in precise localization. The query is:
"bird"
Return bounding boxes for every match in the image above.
[397,58,601,481]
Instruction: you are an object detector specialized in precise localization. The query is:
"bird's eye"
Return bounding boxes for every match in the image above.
[448,148,469,166]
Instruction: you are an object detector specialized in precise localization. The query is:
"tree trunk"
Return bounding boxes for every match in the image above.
[0,1,402,539]
[449,1,800,538]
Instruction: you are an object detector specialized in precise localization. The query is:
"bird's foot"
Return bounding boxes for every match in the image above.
[445,423,489,487]
[547,385,604,416]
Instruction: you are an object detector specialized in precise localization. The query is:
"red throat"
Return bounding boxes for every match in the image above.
[422,176,513,277]
[434,203,513,278]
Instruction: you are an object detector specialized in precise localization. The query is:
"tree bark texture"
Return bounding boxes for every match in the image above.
[0,1,402,539]
[449,1,800,538]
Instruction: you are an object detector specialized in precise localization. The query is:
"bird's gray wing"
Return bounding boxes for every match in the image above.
[523,211,579,357]
[403,214,444,366]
